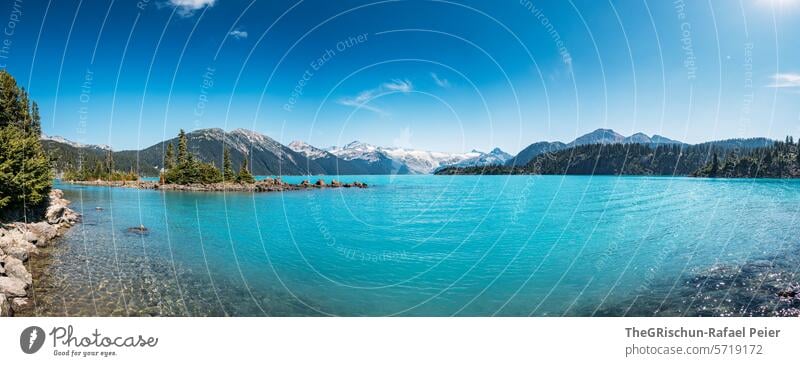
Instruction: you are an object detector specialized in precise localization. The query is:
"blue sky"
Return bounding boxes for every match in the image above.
[1,0,799,154]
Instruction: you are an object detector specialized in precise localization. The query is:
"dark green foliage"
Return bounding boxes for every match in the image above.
[41,140,144,177]
[222,147,235,181]
[0,124,53,211]
[42,128,389,177]
[236,156,255,184]
[161,130,224,184]
[164,142,175,170]
[0,71,52,215]
[440,138,800,179]
[61,147,137,181]
[197,162,223,183]
[438,142,758,177]
[61,162,138,182]
[709,152,719,177]
[694,137,800,178]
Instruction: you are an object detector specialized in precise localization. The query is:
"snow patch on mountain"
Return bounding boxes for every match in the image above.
[326,141,388,163]
[41,134,113,151]
[288,140,330,159]
[325,141,481,174]
[449,148,512,168]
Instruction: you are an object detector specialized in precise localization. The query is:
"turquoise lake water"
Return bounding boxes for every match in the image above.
[26,176,800,316]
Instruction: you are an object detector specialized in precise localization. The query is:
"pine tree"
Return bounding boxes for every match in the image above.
[0,71,53,216]
[177,129,190,168]
[0,70,23,128]
[710,152,719,177]
[30,101,41,136]
[173,129,198,184]
[105,150,115,174]
[222,147,235,182]
[236,155,255,184]
[164,142,175,170]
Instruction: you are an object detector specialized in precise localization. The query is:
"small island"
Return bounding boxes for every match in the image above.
[63,130,368,192]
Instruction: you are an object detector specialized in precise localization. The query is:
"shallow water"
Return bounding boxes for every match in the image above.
[23,175,800,316]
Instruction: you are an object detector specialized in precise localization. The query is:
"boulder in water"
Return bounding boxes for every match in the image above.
[127,225,149,235]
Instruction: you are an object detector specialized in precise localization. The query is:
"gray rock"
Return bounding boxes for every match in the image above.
[22,231,39,245]
[0,294,10,316]
[0,277,27,297]
[45,203,66,224]
[0,236,12,251]
[27,222,58,246]
[3,257,31,286]
[4,243,35,261]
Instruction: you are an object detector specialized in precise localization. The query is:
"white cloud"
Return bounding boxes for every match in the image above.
[338,94,386,115]
[767,73,800,88]
[228,29,248,40]
[431,72,450,88]
[382,79,413,92]
[338,79,414,115]
[169,0,215,17]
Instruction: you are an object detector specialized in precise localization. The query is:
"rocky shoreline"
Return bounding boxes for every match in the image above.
[64,177,368,192]
[0,189,80,316]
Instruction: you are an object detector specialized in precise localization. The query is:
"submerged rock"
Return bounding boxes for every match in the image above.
[777,289,799,299]
[127,225,149,235]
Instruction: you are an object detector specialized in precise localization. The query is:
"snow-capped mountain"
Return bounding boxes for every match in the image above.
[449,148,512,168]
[325,141,481,174]
[41,134,112,151]
[326,141,386,163]
[288,140,331,159]
[380,147,479,174]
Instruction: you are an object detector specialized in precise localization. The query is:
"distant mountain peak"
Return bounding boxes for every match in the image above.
[288,140,329,159]
[41,134,113,151]
[569,128,626,146]
[623,132,652,144]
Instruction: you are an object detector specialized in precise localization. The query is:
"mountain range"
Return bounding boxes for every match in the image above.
[505,129,687,167]
[40,128,774,177]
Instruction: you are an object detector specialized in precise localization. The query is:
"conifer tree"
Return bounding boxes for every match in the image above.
[710,152,719,177]
[222,147,235,182]
[236,155,255,184]
[0,70,53,215]
[164,142,175,171]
